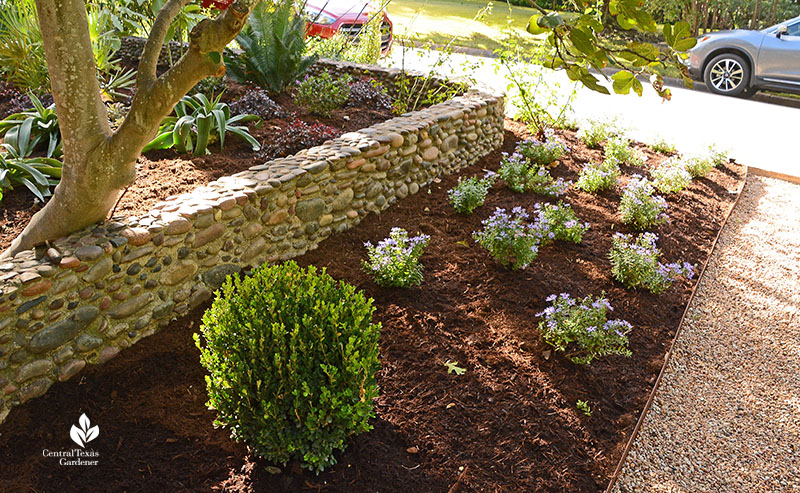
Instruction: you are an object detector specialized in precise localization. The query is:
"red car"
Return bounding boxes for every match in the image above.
[305,0,394,55]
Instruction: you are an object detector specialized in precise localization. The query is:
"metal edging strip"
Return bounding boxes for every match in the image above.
[604,163,750,493]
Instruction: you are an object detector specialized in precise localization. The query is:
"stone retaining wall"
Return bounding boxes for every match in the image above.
[0,80,504,424]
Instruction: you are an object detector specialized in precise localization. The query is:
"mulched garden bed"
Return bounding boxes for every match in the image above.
[0,120,744,492]
[0,82,394,251]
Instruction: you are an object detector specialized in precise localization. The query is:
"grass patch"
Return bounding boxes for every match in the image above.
[388,0,558,53]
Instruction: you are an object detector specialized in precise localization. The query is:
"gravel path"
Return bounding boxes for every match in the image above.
[612,174,800,493]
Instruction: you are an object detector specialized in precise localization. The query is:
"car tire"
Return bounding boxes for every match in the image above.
[740,85,759,99]
[704,53,751,97]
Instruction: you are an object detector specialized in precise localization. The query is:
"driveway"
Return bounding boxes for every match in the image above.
[383,48,799,178]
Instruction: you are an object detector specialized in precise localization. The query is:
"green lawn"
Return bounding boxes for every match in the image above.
[387,0,551,53]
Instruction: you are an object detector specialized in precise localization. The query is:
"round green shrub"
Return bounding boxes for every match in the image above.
[195,261,381,473]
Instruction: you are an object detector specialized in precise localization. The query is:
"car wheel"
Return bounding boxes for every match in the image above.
[704,53,751,97]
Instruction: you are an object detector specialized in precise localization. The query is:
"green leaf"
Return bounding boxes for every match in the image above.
[576,13,603,33]
[540,12,564,29]
[443,360,466,375]
[208,51,221,64]
[17,118,34,157]
[194,114,213,156]
[569,27,596,56]
[664,21,696,51]
[211,108,227,149]
[227,126,261,152]
[612,71,635,94]
[142,131,174,152]
[526,15,549,35]
[631,77,643,97]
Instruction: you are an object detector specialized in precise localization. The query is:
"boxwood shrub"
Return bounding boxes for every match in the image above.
[195,261,381,473]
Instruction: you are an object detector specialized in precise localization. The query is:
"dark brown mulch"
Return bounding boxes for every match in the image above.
[0,121,744,492]
[0,83,394,252]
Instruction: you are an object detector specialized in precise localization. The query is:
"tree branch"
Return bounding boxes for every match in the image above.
[34,0,110,158]
[110,0,255,184]
[138,0,192,88]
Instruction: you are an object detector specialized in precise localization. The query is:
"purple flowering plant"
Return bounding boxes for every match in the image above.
[498,152,571,197]
[651,158,692,194]
[472,207,542,270]
[516,129,569,166]
[609,232,695,294]
[538,201,590,245]
[605,136,646,167]
[575,158,620,193]
[619,175,669,230]
[537,292,633,364]
[363,228,430,287]
[448,171,497,214]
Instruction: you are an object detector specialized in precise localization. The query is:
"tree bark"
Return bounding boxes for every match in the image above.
[768,0,779,26]
[750,0,761,29]
[2,0,257,259]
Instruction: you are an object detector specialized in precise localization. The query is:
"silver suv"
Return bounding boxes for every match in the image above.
[685,16,800,97]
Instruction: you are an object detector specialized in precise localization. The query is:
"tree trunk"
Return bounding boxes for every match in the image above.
[700,1,710,34]
[768,0,779,25]
[1,0,257,259]
[750,0,761,29]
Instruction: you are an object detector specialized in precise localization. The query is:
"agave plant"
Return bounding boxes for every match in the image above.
[0,143,62,202]
[0,93,62,159]
[225,0,318,94]
[142,93,260,156]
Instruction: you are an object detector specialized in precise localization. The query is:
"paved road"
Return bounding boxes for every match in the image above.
[383,49,799,178]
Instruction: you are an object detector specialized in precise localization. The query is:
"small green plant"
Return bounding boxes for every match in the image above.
[609,232,694,294]
[363,228,430,287]
[196,261,380,474]
[390,40,471,115]
[619,175,669,230]
[473,207,545,270]
[650,137,676,154]
[605,136,646,167]
[0,93,62,159]
[537,292,633,365]
[538,201,589,245]
[0,143,62,202]
[707,144,729,167]
[143,93,260,156]
[447,171,497,214]
[97,66,137,103]
[226,1,317,94]
[392,73,466,115]
[577,117,621,149]
[575,159,620,194]
[682,147,726,179]
[683,155,714,178]
[576,400,592,416]
[294,72,352,117]
[516,130,569,167]
[651,159,692,194]
[443,360,466,375]
[498,152,571,197]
